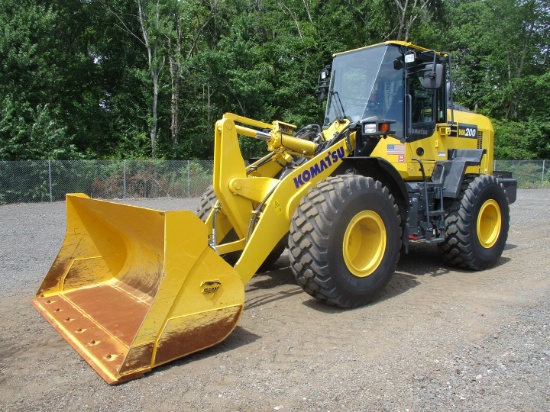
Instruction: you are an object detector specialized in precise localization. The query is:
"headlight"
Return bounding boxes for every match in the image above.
[364,123,377,134]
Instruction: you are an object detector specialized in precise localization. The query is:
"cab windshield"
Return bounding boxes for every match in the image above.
[325,45,405,138]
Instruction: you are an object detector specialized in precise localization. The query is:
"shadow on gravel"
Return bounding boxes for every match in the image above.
[235,242,516,315]
[247,265,295,291]
[379,272,420,300]
[301,299,346,313]
[300,271,422,314]
[492,256,511,268]
[504,243,518,251]
[149,325,262,377]
[245,287,303,310]
[398,242,450,277]
[298,274,418,313]
[244,256,304,310]
[303,271,420,314]
[398,242,514,276]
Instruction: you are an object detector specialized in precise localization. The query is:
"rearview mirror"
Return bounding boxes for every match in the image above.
[422,64,444,89]
[315,65,331,104]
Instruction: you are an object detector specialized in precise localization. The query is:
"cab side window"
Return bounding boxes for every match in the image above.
[410,75,435,123]
[409,68,446,125]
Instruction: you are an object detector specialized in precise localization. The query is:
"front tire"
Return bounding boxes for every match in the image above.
[289,176,401,308]
[438,175,510,270]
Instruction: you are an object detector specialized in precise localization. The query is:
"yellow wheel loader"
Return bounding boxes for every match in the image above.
[33,41,517,384]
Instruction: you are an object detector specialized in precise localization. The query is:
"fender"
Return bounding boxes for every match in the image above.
[339,157,409,206]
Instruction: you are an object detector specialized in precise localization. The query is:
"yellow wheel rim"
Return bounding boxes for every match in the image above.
[477,199,502,248]
[343,210,386,278]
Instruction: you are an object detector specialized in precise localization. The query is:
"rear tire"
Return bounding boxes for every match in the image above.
[196,186,218,221]
[289,176,401,308]
[438,175,510,270]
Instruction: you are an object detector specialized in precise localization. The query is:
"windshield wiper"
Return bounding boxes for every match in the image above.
[327,70,346,121]
[331,90,346,121]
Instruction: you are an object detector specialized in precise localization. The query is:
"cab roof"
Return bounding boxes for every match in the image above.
[332,41,441,58]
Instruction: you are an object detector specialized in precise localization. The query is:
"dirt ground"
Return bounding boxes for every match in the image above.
[0,190,549,411]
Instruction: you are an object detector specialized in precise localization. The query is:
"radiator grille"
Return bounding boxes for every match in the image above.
[477,131,483,149]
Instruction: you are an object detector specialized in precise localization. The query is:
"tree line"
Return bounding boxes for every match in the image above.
[1,0,548,161]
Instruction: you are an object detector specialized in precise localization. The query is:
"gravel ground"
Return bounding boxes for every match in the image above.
[0,190,549,411]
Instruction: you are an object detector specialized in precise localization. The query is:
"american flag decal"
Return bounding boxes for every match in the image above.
[387,144,405,155]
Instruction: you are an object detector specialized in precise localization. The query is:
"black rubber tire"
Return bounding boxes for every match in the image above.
[438,175,510,270]
[196,187,287,270]
[289,175,401,308]
[196,186,218,221]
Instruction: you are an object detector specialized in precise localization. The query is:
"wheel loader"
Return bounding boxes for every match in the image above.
[32,41,517,384]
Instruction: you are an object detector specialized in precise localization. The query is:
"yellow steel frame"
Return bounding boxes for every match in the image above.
[209,113,352,284]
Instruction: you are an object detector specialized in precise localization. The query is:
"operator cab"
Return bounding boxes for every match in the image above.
[319,42,447,155]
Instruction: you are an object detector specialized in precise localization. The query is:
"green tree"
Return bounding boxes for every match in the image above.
[1,0,548,161]
[439,0,549,159]
[0,1,78,159]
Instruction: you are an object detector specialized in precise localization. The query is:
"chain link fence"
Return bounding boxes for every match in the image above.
[0,160,214,204]
[494,160,550,189]
[0,159,548,204]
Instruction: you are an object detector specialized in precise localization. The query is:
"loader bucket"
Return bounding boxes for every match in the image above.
[32,194,244,384]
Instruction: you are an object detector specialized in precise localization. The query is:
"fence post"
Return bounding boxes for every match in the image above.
[542,160,546,189]
[48,159,53,203]
[123,160,127,198]
[187,160,190,197]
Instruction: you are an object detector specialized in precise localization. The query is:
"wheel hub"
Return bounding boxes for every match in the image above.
[343,210,386,277]
[477,199,502,248]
